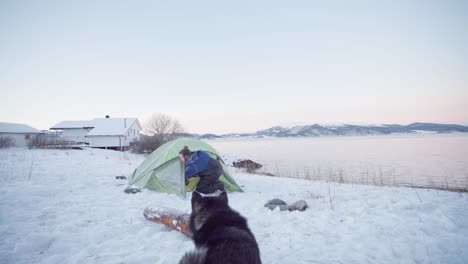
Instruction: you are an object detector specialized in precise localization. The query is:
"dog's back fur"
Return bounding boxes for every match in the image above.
[179,191,261,264]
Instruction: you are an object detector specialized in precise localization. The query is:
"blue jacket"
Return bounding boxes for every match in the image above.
[184,151,211,180]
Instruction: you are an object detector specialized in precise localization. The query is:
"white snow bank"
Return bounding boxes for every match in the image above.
[0,148,467,264]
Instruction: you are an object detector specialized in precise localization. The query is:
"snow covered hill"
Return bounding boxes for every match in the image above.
[195,122,468,139]
[0,148,467,263]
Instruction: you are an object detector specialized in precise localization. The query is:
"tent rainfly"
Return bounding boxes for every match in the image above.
[127,138,242,197]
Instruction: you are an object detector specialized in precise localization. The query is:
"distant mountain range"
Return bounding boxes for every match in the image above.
[193,123,468,139]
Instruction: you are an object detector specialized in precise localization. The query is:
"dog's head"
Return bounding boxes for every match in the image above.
[191,191,228,215]
[191,191,229,231]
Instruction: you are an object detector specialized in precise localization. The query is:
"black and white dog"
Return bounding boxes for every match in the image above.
[179,191,261,264]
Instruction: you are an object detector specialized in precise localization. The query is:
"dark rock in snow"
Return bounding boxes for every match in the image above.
[264,198,287,210]
[258,172,276,176]
[265,198,287,206]
[265,199,308,212]
[116,176,127,180]
[124,187,141,194]
[232,159,262,172]
[288,200,308,212]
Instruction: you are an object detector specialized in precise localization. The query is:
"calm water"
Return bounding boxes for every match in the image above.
[209,134,468,190]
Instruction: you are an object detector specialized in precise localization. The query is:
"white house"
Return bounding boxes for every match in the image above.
[85,118,142,149]
[51,117,142,150]
[0,122,43,147]
[49,120,94,144]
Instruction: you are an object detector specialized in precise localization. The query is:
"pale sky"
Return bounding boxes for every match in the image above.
[1,0,467,134]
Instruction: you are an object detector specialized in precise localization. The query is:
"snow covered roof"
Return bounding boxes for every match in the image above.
[0,122,42,134]
[86,118,140,136]
[50,118,141,136]
[51,120,95,129]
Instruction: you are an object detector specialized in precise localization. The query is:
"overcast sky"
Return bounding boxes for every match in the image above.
[1,0,467,134]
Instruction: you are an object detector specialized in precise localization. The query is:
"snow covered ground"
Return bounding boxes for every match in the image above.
[1,148,467,264]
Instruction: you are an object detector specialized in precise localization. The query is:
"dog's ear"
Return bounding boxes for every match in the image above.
[218,191,228,205]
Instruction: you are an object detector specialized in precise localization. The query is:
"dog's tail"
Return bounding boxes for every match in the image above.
[178,247,207,264]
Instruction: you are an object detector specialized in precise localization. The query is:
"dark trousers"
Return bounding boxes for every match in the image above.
[195,166,225,194]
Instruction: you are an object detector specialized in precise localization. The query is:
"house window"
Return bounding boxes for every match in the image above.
[25,135,31,140]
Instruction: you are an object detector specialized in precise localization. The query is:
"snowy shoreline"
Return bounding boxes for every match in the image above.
[1,148,467,263]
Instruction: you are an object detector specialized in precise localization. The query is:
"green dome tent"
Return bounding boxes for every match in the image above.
[127,138,242,198]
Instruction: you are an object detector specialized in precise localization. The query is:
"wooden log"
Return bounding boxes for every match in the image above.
[143,207,192,238]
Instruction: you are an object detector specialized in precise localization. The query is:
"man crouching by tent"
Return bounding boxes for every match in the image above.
[179,146,225,194]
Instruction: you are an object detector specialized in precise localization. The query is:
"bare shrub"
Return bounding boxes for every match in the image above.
[338,168,345,183]
[144,113,185,141]
[304,167,311,180]
[130,135,163,154]
[131,113,189,154]
[28,135,73,149]
[0,136,15,148]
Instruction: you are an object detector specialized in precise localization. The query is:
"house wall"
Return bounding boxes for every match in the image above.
[0,133,37,147]
[87,136,122,148]
[123,121,141,145]
[60,128,91,144]
[86,121,141,149]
